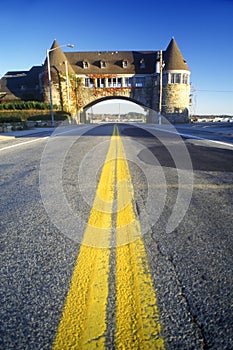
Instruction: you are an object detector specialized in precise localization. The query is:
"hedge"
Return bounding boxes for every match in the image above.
[0,111,70,123]
[0,101,54,110]
[27,111,70,121]
[0,116,21,123]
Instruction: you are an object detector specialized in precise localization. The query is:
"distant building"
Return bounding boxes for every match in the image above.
[0,67,42,102]
[0,38,191,123]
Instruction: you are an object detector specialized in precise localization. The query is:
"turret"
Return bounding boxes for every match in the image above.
[42,40,75,113]
[162,38,191,121]
[44,39,75,81]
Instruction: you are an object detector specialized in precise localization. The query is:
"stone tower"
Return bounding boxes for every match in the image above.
[162,38,191,121]
[43,40,76,112]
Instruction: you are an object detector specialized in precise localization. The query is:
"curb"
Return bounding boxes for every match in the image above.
[0,128,52,141]
[0,135,15,141]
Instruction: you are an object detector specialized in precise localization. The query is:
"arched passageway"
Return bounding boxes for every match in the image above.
[81,97,153,123]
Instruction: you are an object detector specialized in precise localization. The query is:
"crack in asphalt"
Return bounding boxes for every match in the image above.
[154,238,208,350]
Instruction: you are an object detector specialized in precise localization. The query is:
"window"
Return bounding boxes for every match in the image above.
[135,77,145,87]
[125,77,132,87]
[182,73,189,84]
[108,77,120,87]
[171,73,181,84]
[122,60,128,68]
[140,59,146,69]
[104,77,124,87]
[100,61,106,68]
[108,78,113,87]
[97,78,105,88]
[83,61,88,68]
[117,78,122,87]
[85,78,94,87]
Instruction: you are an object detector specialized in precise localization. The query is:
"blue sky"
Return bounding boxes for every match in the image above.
[1,0,233,115]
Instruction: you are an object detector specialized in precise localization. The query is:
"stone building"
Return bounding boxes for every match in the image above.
[0,38,191,123]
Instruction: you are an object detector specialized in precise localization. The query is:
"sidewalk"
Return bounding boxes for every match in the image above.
[0,127,53,141]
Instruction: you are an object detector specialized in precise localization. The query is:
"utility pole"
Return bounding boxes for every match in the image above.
[64,61,71,112]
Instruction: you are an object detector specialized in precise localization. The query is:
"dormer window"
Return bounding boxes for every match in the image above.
[83,61,88,69]
[140,58,146,69]
[122,60,128,68]
[100,61,106,68]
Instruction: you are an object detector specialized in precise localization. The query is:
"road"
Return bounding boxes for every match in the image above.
[0,123,233,349]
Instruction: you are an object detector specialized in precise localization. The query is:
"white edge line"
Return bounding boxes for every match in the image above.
[0,137,50,152]
[148,126,233,149]
[0,125,91,152]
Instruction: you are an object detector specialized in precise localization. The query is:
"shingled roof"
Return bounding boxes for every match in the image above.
[43,39,189,75]
[64,50,157,75]
[0,67,43,100]
[163,38,190,71]
[44,40,75,75]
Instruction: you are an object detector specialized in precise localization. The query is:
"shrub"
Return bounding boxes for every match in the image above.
[0,109,70,123]
[27,111,70,121]
[0,101,52,110]
[0,116,21,123]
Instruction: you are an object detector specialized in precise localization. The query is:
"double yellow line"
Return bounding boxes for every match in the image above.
[53,125,165,349]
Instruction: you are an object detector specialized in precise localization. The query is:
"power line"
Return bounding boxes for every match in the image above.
[197,89,233,93]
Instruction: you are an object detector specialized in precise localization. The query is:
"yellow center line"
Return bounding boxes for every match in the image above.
[115,128,165,349]
[53,125,165,349]
[53,131,117,349]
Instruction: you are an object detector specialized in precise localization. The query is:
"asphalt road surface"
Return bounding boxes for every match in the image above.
[0,123,232,349]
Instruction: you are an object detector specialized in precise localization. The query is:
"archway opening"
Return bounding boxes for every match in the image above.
[83,97,149,124]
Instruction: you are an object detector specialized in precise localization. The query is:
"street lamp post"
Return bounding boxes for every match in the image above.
[156,50,165,124]
[46,43,74,127]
